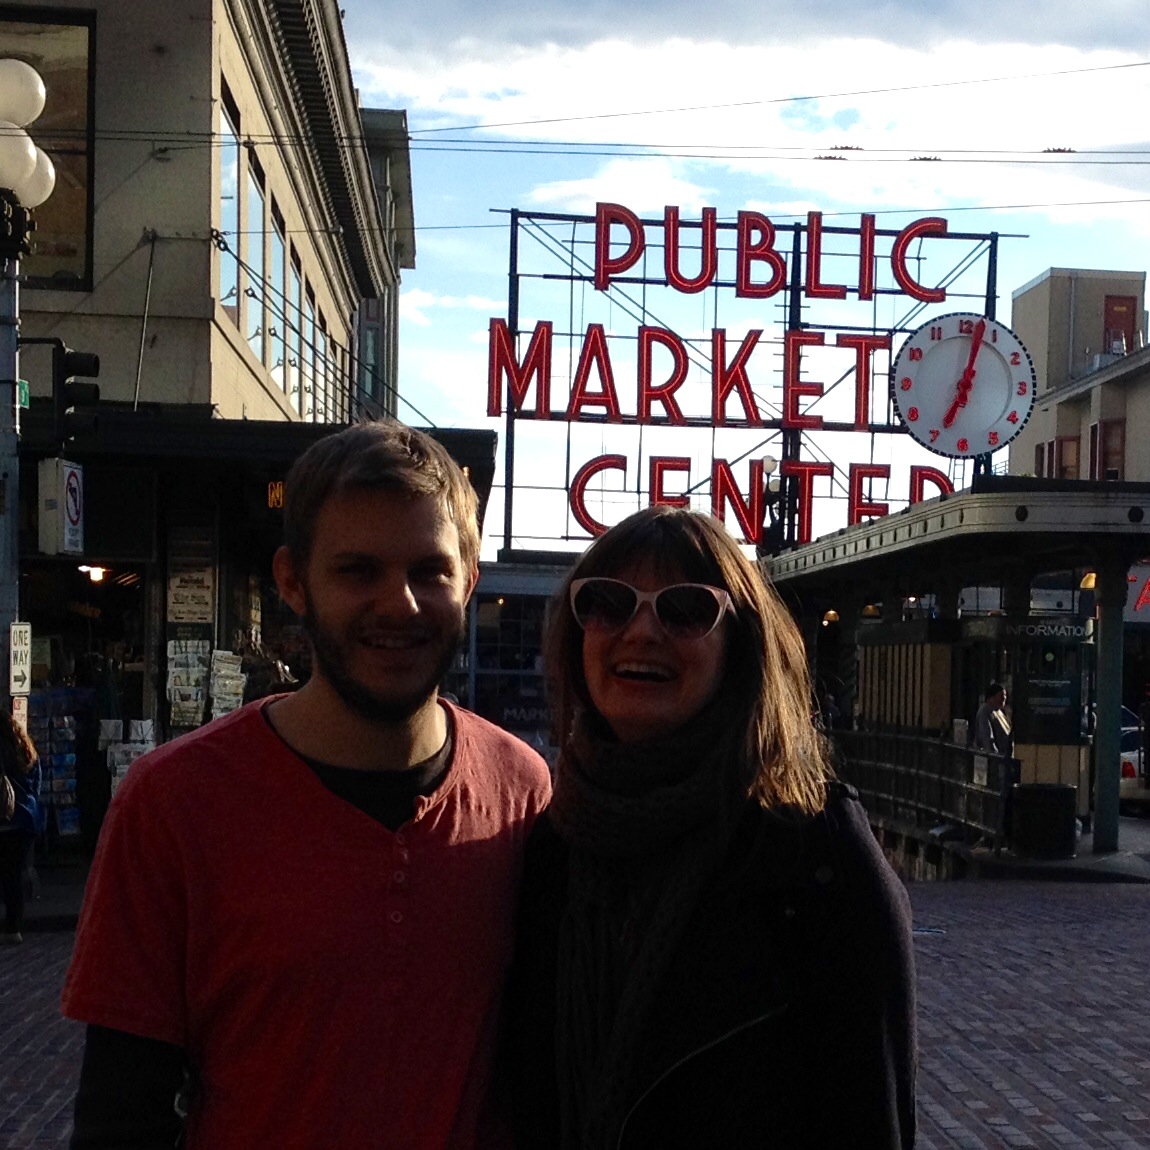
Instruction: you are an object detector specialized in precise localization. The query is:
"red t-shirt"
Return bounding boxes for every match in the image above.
[62,699,551,1150]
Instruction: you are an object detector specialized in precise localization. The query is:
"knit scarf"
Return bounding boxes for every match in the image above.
[549,711,741,1150]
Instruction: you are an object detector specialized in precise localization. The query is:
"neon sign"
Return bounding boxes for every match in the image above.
[489,204,997,548]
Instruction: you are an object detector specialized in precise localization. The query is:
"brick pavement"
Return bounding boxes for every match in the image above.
[913,882,1150,1149]
[0,934,82,1148]
[1,881,1149,1148]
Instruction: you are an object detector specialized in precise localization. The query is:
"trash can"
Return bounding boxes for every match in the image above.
[1009,783,1077,859]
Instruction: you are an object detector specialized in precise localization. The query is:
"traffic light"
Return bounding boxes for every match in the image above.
[52,344,100,447]
[0,190,34,259]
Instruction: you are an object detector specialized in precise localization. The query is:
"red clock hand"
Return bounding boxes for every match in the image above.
[942,318,986,429]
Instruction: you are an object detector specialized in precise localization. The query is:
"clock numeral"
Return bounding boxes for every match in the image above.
[959,318,975,335]
[900,377,912,391]
[991,328,998,343]
[929,429,940,443]
[1017,380,1028,396]
[1007,410,1019,424]
[1010,352,1021,366]
[907,406,920,422]
[929,326,942,342]
[909,347,923,362]
[988,430,999,447]
[956,438,969,452]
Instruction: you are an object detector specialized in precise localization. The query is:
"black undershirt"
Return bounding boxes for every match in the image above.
[70,711,455,1149]
[285,714,454,831]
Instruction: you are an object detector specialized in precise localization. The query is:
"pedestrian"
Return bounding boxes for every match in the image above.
[0,712,43,944]
[63,421,552,1149]
[502,505,916,1150]
[974,682,1013,757]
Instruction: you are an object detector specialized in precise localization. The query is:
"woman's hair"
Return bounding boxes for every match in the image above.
[544,505,832,814]
[0,713,38,776]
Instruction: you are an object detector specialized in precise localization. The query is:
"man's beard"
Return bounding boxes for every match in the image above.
[301,590,465,724]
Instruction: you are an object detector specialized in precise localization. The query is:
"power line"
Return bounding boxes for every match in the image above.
[408,58,1150,134]
[212,229,438,428]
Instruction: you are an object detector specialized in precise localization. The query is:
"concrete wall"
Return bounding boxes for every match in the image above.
[12,0,380,423]
[15,0,216,406]
[1009,269,1148,477]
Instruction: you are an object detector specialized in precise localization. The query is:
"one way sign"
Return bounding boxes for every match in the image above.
[10,622,31,697]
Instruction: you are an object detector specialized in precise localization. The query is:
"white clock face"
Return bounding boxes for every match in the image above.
[891,312,1036,459]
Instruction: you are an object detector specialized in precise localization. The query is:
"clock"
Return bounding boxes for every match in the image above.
[890,312,1036,459]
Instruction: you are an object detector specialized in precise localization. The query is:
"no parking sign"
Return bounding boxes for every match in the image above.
[37,458,84,555]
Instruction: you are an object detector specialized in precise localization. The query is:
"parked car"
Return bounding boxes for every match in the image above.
[1119,726,1149,813]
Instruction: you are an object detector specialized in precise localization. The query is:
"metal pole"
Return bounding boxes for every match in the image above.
[1092,557,1127,852]
[783,225,803,548]
[502,209,520,555]
[0,255,20,712]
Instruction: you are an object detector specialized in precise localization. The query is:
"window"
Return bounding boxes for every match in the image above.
[246,166,266,362]
[303,285,316,420]
[1055,437,1079,480]
[0,9,96,289]
[316,317,329,422]
[269,202,286,392]
[288,250,303,414]
[218,100,241,327]
[1101,420,1125,480]
[1034,443,1045,478]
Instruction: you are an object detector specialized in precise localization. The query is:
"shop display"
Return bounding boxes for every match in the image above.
[167,637,211,727]
[209,650,247,720]
[26,688,94,839]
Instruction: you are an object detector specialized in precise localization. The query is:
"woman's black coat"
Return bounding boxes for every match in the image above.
[501,782,917,1149]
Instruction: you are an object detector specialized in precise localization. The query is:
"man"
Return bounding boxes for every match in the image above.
[974,682,1013,758]
[63,422,552,1149]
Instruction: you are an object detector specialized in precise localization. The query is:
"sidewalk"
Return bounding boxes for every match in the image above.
[956,814,1150,884]
[15,815,1150,939]
[20,856,90,934]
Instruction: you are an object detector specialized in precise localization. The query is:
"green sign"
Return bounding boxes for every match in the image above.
[16,379,28,408]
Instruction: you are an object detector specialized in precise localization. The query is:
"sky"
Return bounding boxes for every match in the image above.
[342,1,1150,556]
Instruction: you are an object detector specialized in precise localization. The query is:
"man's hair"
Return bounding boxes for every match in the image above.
[283,421,480,572]
[544,505,832,815]
[985,682,1005,700]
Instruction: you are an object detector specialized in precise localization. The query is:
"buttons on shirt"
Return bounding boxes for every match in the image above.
[390,910,404,925]
[393,871,406,884]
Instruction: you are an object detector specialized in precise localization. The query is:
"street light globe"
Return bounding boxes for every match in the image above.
[761,454,778,476]
[0,59,46,129]
[14,145,55,207]
[767,476,781,494]
[0,119,36,190]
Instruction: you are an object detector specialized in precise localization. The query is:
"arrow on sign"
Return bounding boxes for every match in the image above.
[11,669,26,688]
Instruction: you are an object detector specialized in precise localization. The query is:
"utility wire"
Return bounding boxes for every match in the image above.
[213,230,439,428]
[408,58,1150,134]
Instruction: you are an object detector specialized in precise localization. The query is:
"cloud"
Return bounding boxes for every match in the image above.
[354,31,1150,231]
[527,157,715,214]
[400,288,504,326]
[345,1,1150,55]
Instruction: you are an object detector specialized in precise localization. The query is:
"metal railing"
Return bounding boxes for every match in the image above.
[831,728,1018,852]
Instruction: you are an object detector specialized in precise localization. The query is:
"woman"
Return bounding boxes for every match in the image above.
[0,713,43,944]
[503,505,916,1149]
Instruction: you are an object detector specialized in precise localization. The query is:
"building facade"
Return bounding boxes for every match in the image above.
[1009,267,1147,482]
[0,1,478,844]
